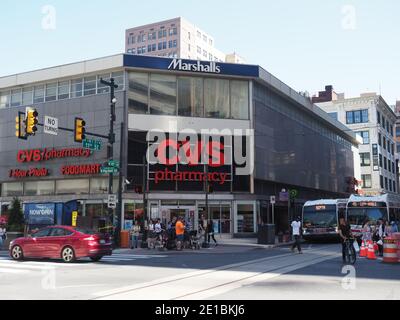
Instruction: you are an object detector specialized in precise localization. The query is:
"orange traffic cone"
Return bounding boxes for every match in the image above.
[360,241,367,257]
[367,242,377,260]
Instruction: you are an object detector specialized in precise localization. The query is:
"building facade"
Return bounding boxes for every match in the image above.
[125,17,233,63]
[314,87,397,196]
[0,55,358,237]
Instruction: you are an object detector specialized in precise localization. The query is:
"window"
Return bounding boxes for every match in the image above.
[1,182,23,197]
[378,133,382,146]
[197,46,201,54]
[150,74,177,115]
[384,157,387,170]
[328,112,338,120]
[377,111,381,124]
[385,177,388,190]
[203,50,207,57]
[356,131,369,144]
[97,74,110,94]
[383,136,386,150]
[386,121,390,133]
[188,32,191,40]
[361,175,372,188]
[33,85,45,103]
[394,182,397,193]
[70,79,83,98]
[177,77,203,117]
[389,180,393,192]
[230,80,249,120]
[56,179,89,195]
[237,204,254,233]
[382,117,386,129]
[24,181,55,196]
[22,87,33,105]
[380,175,384,189]
[397,143,400,153]
[128,72,149,114]
[50,228,73,237]
[379,154,383,167]
[45,83,57,101]
[84,76,96,96]
[204,78,230,118]
[391,143,394,155]
[360,153,371,167]
[90,178,119,194]
[346,109,368,124]
[209,39,213,46]
[0,91,10,108]
[393,162,396,174]
[203,35,207,42]
[11,89,22,107]
[158,42,163,50]
[57,81,69,100]
[197,31,201,38]
[32,229,51,238]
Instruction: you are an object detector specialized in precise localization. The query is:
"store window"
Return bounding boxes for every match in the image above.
[230,80,249,120]
[204,78,230,118]
[123,202,145,230]
[45,83,57,102]
[1,182,23,197]
[84,76,97,96]
[128,72,149,114]
[33,85,45,103]
[150,74,177,115]
[24,181,55,196]
[70,78,83,98]
[177,77,203,117]
[90,178,119,194]
[237,204,254,233]
[56,179,89,195]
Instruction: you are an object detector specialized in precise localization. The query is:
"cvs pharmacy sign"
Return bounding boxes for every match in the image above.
[168,59,221,74]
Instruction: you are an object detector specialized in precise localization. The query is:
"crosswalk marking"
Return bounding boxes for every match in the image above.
[0,268,30,274]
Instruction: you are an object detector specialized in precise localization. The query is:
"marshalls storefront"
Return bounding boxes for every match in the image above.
[0,54,358,237]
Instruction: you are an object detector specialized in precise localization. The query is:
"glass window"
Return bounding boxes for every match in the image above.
[346,111,353,124]
[384,157,387,170]
[11,89,22,107]
[0,91,10,108]
[328,112,338,121]
[90,178,119,194]
[150,74,177,115]
[378,133,382,146]
[84,76,97,96]
[237,204,254,233]
[97,74,110,94]
[33,85,45,103]
[57,81,69,100]
[204,78,230,118]
[361,175,372,188]
[45,83,57,102]
[382,117,386,129]
[380,175,384,188]
[377,111,381,124]
[231,80,249,120]
[356,131,369,144]
[56,179,89,195]
[70,78,83,98]
[362,110,369,122]
[1,182,23,197]
[32,228,51,238]
[24,181,55,196]
[360,153,371,167]
[177,77,203,117]
[22,87,33,105]
[50,228,73,237]
[128,72,149,114]
[354,110,361,123]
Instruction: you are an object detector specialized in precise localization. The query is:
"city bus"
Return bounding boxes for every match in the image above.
[346,194,400,239]
[302,199,348,241]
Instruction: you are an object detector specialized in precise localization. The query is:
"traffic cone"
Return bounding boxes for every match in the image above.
[360,241,367,257]
[367,242,377,260]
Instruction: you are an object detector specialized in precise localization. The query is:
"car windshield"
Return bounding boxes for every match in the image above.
[347,207,387,226]
[303,205,337,228]
[74,228,97,235]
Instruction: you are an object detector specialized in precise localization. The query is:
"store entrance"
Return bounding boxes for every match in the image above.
[160,206,196,231]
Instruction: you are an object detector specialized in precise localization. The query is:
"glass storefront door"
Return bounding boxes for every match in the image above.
[198,203,232,235]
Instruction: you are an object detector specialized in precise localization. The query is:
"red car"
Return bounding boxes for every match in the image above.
[9,226,113,263]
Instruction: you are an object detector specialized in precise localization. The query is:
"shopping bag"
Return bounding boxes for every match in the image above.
[353,240,360,253]
[377,239,383,246]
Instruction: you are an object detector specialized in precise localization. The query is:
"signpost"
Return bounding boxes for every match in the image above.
[71,211,78,227]
[43,116,58,136]
[82,138,102,151]
[100,167,119,174]
[270,196,276,224]
[108,194,117,209]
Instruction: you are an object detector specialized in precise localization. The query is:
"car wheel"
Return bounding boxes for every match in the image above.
[90,256,103,262]
[11,245,24,261]
[61,247,76,263]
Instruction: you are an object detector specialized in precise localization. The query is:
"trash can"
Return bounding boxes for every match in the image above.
[257,224,275,245]
[120,231,130,249]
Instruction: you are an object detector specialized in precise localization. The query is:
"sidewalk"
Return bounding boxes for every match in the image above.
[215,237,295,249]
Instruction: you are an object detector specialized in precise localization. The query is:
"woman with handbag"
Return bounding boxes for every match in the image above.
[0,225,6,250]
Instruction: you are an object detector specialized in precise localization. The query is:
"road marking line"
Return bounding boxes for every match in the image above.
[0,259,82,267]
[0,268,31,274]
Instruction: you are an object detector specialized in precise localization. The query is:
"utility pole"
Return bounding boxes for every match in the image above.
[141,155,148,248]
[100,78,118,240]
[116,122,124,247]
[203,163,210,248]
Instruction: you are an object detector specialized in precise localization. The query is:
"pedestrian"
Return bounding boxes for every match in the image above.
[377,219,387,257]
[390,221,398,234]
[207,220,218,246]
[147,220,155,249]
[0,225,6,250]
[290,216,302,254]
[130,220,141,249]
[361,219,372,243]
[175,217,185,251]
[200,214,208,243]
[338,217,353,264]
[155,219,163,242]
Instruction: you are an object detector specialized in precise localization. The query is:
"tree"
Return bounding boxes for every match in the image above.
[7,198,25,232]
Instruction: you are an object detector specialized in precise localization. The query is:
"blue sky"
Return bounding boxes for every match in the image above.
[1,0,399,104]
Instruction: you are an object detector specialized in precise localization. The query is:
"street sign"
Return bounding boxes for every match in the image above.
[108,195,117,209]
[100,166,119,174]
[71,211,78,227]
[108,160,120,168]
[82,138,102,151]
[43,116,58,136]
[270,196,276,204]
[289,189,298,199]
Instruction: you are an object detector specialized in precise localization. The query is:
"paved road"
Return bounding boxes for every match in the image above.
[0,243,399,300]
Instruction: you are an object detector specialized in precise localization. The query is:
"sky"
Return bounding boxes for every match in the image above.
[0,0,399,104]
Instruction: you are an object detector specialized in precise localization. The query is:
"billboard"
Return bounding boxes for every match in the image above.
[24,203,56,225]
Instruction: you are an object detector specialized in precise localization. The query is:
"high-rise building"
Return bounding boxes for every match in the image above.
[314,86,398,196]
[125,17,243,63]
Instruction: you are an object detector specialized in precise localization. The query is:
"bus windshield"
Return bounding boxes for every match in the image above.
[303,205,337,228]
[347,207,387,226]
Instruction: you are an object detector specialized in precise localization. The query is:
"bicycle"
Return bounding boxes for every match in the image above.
[343,238,357,265]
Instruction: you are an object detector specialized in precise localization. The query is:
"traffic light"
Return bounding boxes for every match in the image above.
[134,186,143,194]
[26,109,38,135]
[15,113,26,139]
[74,118,86,143]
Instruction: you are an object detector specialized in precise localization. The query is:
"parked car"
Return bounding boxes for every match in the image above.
[9,226,112,263]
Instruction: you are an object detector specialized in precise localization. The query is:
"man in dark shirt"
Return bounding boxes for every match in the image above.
[338,218,352,263]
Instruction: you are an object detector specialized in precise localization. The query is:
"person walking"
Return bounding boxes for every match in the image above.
[377,219,388,257]
[0,225,6,250]
[291,216,302,254]
[361,219,372,243]
[207,220,218,246]
[130,221,141,249]
[338,217,353,264]
[175,217,185,251]
[147,220,155,249]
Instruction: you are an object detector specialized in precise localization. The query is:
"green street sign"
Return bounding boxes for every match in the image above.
[82,139,102,151]
[100,166,119,174]
[290,189,298,199]
[108,160,120,168]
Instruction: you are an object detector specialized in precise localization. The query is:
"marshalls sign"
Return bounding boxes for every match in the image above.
[44,116,58,136]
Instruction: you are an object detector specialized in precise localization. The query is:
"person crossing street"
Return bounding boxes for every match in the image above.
[291,216,302,254]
